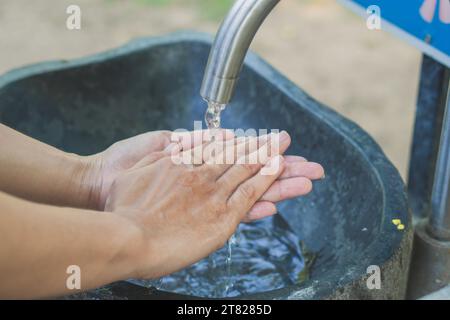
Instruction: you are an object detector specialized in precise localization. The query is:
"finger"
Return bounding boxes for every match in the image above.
[166,131,238,167]
[107,131,172,165]
[170,129,235,151]
[217,132,291,194]
[181,134,269,177]
[228,155,285,221]
[131,151,168,169]
[164,131,256,165]
[202,135,252,164]
[284,155,307,163]
[256,131,291,165]
[243,201,277,222]
[260,176,313,202]
[202,134,269,173]
[279,160,325,180]
[175,135,246,167]
[191,136,259,180]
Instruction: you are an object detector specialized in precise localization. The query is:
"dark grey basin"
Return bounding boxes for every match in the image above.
[0,32,412,300]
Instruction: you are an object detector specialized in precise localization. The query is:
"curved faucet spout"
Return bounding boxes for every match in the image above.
[200,0,280,105]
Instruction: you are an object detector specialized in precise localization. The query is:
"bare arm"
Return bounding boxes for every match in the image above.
[0,191,140,299]
[0,124,96,209]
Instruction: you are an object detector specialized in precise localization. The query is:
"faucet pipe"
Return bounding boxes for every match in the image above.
[200,0,280,105]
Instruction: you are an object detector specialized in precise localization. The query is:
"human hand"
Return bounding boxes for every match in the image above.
[84,130,220,210]
[106,133,292,278]
[84,130,324,221]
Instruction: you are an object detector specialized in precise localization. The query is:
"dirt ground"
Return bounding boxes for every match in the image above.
[0,0,421,179]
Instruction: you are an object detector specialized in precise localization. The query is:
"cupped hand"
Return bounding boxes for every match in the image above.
[106,133,291,278]
[86,130,324,221]
[85,130,230,210]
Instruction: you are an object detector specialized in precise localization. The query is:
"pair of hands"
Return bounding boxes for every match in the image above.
[85,130,324,279]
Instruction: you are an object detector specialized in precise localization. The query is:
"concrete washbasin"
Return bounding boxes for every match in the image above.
[0,32,412,299]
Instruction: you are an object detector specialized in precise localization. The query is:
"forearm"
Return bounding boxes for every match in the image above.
[0,191,142,299]
[0,124,99,209]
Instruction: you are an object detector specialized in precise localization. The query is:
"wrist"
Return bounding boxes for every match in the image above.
[107,211,148,281]
[65,152,104,210]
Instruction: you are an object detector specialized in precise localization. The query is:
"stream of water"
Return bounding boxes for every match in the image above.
[204,101,236,295]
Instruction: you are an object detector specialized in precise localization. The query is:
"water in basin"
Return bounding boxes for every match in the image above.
[132,213,307,298]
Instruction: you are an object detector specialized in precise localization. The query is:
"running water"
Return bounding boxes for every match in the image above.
[204,101,236,295]
[205,101,226,130]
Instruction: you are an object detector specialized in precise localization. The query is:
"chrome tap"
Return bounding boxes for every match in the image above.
[200,0,280,105]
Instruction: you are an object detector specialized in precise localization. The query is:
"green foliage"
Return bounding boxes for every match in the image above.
[136,0,173,6]
[130,0,236,20]
[196,0,235,20]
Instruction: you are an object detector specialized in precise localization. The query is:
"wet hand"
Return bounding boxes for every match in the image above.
[105,133,288,278]
[246,154,324,221]
[86,130,324,220]
[85,130,232,210]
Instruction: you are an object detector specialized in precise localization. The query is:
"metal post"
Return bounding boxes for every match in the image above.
[407,55,450,299]
[429,87,450,240]
[408,55,448,220]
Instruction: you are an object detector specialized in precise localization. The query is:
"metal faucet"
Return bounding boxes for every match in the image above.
[200,0,280,105]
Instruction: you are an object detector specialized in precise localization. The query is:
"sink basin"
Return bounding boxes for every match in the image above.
[0,32,412,300]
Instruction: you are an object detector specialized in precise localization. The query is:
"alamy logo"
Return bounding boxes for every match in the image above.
[366,5,381,30]
[169,121,282,176]
[66,5,81,30]
[366,265,381,290]
[66,265,81,290]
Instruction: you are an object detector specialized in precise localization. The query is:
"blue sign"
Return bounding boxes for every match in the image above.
[340,0,450,67]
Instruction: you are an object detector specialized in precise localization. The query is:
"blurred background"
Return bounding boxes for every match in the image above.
[0,0,421,178]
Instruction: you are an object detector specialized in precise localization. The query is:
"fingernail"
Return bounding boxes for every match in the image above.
[280,131,290,142]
